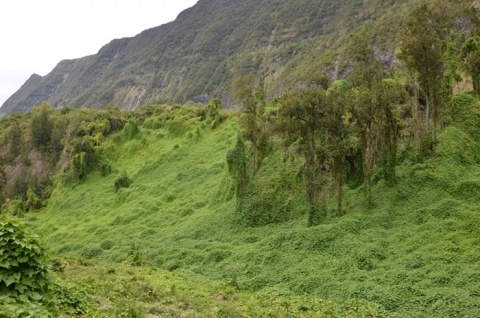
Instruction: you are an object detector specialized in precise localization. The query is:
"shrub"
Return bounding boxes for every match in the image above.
[100,160,113,177]
[124,117,140,140]
[143,116,164,129]
[0,217,52,304]
[115,302,145,318]
[25,188,43,212]
[51,283,90,316]
[206,98,223,128]
[100,240,115,250]
[1,198,25,217]
[81,246,103,259]
[30,103,53,152]
[114,172,132,192]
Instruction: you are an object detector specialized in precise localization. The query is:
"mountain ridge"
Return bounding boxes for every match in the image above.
[1,0,421,114]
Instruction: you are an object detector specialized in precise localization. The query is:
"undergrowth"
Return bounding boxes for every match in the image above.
[22,101,480,317]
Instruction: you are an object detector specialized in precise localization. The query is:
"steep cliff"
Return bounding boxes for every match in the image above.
[2,0,422,113]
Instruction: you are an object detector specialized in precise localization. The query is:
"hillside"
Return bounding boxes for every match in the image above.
[3,0,480,316]
[2,89,480,316]
[14,101,480,317]
[2,0,424,114]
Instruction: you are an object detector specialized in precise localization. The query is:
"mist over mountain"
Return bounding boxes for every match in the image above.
[1,0,418,114]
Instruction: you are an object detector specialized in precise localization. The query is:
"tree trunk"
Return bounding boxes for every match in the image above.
[336,161,344,217]
[306,144,316,226]
[474,74,480,96]
[252,133,258,173]
[425,93,430,133]
[413,81,421,154]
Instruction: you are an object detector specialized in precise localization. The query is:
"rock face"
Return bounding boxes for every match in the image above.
[1,0,416,114]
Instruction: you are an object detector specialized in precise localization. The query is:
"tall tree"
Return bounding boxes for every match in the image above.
[278,86,328,223]
[30,102,53,153]
[324,88,356,216]
[461,36,480,95]
[348,32,408,196]
[378,80,408,185]
[399,4,446,136]
[234,75,266,173]
[347,32,384,204]
[7,123,22,159]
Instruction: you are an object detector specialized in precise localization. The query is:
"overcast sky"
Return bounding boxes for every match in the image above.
[0,0,198,107]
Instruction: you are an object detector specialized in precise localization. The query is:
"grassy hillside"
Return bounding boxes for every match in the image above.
[18,97,480,317]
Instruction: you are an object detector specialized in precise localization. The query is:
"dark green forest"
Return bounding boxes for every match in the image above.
[2,0,480,317]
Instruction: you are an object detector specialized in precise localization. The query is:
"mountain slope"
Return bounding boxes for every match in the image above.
[23,107,480,317]
[2,0,421,114]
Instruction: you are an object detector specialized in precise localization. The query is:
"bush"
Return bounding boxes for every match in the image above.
[100,160,113,177]
[124,118,140,140]
[100,240,115,250]
[81,246,103,259]
[30,103,53,152]
[143,116,164,129]
[114,172,132,192]
[51,283,90,316]
[0,217,52,304]
[115,302,145,318]
[25,188,43,212]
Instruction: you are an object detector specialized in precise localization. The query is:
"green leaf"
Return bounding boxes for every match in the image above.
[17,256,28,263]
[4,276,16,287]
[29,292,43,301]
[0,261,11,269]
[15,283,27,294]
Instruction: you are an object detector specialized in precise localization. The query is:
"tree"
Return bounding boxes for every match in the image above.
[461,36,480,95]
[234,75,266,173]
[7,123,22,159]
[348,32,409,198]
[378,80,408,185]
[324,88,356,216]
[347,33,384,205]
[279,85,330,223]
[399,4,446,136]
[50,121,65,167]
[31,102,53,152]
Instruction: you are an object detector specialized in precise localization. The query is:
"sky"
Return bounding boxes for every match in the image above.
[0,0,198,107]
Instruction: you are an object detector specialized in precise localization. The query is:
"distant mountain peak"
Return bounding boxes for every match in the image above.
[1,0,428,114]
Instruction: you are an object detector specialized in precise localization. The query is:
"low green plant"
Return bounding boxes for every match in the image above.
[0,217,52,311]
[0,301,52,318]
[25,188,43,212]
[51,283,90,316]
[100,240,115,250]
[114,172,132,192]
[100,160,113,176]
[124,117,140,140]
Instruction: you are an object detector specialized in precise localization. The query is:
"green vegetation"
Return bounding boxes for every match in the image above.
[3,92,478,316]
[2,1,480,317]
[0,217,53,316]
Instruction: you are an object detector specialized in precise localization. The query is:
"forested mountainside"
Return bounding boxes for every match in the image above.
[3,0,431,114]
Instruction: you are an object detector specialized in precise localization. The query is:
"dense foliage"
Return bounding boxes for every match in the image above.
[1,1,480,317]
[230,0,478,227]
[0,217,52,316]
